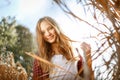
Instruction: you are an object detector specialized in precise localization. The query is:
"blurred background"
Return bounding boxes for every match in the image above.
[0,0,120,80]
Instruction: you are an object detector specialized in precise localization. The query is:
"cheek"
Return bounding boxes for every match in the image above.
[52,29,57,35]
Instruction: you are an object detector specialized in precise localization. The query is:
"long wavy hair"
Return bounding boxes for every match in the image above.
[36,16,74,72]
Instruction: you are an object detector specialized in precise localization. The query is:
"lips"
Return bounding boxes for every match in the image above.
[46,35,54,40]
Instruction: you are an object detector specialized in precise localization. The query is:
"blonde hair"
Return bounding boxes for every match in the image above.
[36,16,74,72]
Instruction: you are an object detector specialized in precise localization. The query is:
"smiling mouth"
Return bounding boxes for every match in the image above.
[47,35,54,40]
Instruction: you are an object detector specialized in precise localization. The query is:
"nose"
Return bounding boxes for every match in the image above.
[45,30,51,36]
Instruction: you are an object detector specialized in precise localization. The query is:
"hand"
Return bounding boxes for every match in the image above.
[80,42,91,54]
[80,42,94,80]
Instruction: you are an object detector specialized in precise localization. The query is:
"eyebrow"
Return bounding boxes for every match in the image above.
[41,25,53,33]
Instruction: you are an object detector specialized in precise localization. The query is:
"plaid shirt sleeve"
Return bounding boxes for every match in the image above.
[77,55,84,77]
[75,46,84,78]
[33,59,49,80]
[33,59,43,80]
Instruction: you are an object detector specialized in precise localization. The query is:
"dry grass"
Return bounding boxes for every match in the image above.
[53,0,120,79]
[0,52,28,80]
[25,51,93,80]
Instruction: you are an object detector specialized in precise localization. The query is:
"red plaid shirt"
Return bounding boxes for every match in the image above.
[33,56,83,80]
[33,59,49,80]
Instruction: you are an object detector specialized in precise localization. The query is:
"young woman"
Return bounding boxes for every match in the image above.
[33,16,94,80]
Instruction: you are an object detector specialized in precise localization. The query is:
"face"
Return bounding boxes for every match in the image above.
[40,20,57,43]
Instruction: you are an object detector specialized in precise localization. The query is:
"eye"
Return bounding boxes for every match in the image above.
[48,26,53,30]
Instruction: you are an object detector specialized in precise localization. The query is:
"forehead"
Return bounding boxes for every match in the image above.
[40,21,51,30]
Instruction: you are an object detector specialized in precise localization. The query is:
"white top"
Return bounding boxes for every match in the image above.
[49,42,84,80]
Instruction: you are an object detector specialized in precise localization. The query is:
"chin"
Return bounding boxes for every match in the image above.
[47,39,56,43]
[49,40,56,43]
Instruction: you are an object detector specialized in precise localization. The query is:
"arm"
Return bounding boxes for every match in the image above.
[80,42,94,80]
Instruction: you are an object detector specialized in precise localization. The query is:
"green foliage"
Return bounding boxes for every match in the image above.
[10,25,34,78]
[0,16,35,79]
[0,16,17,53]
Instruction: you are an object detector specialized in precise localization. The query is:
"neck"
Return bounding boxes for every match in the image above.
[51,42,59,49]
[51,42,60,54]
